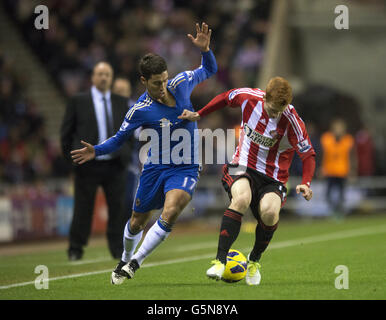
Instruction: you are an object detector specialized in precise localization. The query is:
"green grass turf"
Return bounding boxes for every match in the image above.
[1,214,386,300]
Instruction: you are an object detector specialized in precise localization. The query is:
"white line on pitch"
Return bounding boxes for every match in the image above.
[175,224,386,252]
[0,254,215,290]
[1,224,385,290]
[268,225,386,249]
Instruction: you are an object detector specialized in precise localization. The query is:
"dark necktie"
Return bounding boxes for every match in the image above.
[102,96,113,137]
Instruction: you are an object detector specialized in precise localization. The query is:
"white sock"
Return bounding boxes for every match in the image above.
[121,220,143,263]
[131,218,171,266]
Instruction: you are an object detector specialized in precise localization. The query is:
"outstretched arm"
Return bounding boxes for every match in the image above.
[70,106,142,164]
[178,91,229,122]
[70,130,130,165]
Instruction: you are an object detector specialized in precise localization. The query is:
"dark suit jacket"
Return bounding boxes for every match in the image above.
[60,90,133,168]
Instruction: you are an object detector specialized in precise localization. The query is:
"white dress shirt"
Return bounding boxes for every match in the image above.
[91,86,113,160]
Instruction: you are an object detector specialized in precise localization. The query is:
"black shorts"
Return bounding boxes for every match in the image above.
[221,164,287,220]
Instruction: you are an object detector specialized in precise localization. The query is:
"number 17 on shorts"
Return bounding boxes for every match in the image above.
[182,177,197,191]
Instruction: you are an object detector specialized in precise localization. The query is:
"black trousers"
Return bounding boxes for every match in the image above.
[69,158,128,258]
[326,177,346,212]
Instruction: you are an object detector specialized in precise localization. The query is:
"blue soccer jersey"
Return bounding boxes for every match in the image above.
[94,50,217,169]
[94,50,217,212]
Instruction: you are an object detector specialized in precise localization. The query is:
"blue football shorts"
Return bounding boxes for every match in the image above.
[133,165,200,213]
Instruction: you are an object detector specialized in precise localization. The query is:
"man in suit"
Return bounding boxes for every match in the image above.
[61,62,132,261]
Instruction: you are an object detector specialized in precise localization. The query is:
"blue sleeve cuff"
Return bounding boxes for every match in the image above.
[94,145,102,156]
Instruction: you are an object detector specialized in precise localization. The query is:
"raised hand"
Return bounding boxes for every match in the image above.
[187,22,212,52]
[178,109,201,122]
[71,140,96,164]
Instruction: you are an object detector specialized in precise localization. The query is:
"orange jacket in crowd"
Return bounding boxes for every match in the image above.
[321,132,354,178]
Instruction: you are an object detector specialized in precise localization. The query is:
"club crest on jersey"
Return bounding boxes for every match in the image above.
[159,118,172,128]
[297,139,311,153]
[244,123,278,148]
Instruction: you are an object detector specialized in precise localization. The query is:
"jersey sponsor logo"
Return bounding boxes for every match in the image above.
[244,123,278,148]
[297,139,311,153]
[159,118,173,128]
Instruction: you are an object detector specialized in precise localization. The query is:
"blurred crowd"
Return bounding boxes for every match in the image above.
[4,0,269,105]
[0,51,69,184]
[0,0,380,184]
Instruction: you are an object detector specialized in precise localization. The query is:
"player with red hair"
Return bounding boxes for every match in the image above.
[179,77,316,285]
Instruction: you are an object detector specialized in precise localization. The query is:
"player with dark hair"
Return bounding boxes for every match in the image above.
[179,77,315,285]
[70,22,217,284]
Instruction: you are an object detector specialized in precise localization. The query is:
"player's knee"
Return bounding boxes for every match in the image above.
[259,206,279,226]
[230,193,251,213]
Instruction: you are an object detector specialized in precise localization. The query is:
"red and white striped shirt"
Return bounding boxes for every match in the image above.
[198,87,316,185]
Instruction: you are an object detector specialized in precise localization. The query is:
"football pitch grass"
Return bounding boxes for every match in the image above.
[1,214,386,300]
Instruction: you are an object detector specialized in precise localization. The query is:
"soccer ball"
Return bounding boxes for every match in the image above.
[221,249,247,283]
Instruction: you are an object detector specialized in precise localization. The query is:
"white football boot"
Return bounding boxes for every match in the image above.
[206,259,225,280]
[120,259,140,279]
[246,254,261,285]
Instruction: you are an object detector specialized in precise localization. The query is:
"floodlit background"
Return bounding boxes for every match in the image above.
[0,0,385,244]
